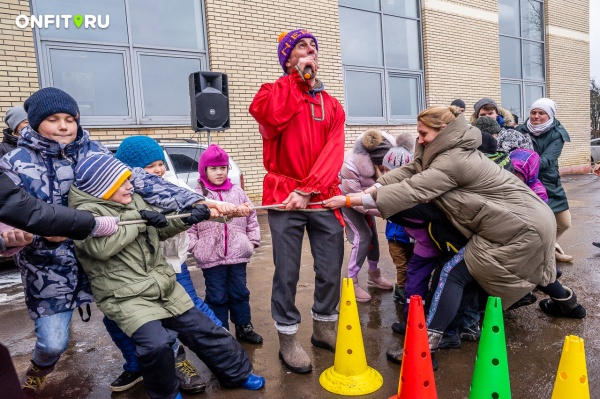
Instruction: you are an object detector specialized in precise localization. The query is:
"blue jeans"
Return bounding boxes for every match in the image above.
[104,262,222,372]
[202,263,251,329]
[32,310,73,367]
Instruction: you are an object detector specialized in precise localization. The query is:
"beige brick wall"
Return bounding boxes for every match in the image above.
[545,0,590,169]
[0,0,590,204]
[0,1,38,109]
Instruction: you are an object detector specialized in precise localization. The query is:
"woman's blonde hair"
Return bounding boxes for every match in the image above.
[417,106,462,130]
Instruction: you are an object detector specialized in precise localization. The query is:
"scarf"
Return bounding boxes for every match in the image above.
[526,118,554,136]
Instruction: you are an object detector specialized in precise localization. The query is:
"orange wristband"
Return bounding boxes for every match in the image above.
[345,195,351,208]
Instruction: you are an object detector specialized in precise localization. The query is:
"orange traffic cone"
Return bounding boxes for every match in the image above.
[389,295,437,399]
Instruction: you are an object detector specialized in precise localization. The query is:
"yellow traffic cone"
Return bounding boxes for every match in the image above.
[319,278,383,396]
[551,335,590,399]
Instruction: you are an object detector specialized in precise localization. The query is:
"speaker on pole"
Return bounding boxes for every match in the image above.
[189,71,230,131]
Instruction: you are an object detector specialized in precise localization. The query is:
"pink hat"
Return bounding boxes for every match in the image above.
[198,144,233,191]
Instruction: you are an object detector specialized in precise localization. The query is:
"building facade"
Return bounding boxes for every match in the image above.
[0,0,590,202]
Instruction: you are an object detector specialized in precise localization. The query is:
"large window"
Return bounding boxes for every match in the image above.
[339,0,424,124]
[32,0,208,127]
[499,0,545,121]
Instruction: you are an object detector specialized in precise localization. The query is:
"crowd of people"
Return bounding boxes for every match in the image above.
[0,28,589,398]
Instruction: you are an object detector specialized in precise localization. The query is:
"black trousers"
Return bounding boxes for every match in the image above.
[131,307,252,399]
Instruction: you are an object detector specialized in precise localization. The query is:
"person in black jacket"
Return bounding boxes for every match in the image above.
[0,172,100,239]
[0,106,28,158]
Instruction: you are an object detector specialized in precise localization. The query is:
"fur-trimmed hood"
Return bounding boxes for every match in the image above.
[349,129,397,177]
[470,106,515,129]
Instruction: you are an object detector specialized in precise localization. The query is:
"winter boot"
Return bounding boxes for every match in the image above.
[367,268,394,290]
[174,347,206,393]
[385,330,442,371]
[310,319,336,353]
[110,370,143,392]
[22,361,55,397]
[391,320,406,335]
[278,332,312,374]
[235,323,263,344]
[539,286,586,319]
[555,243,573,263]
[352,276,371,302]
[393,283,405,305]
[438,328,461,349]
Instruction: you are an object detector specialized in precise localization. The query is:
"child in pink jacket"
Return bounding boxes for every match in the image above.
[188,144,262,344]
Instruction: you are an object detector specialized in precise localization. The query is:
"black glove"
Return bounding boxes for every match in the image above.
[181,204,211,225]
[139,210,169,228]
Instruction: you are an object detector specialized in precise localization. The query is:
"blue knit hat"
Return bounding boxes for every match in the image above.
[115,136,166,169]
[24,87,80,132]
[74,154,132,200]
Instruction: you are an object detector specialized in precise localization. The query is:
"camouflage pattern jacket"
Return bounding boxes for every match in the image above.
[0,126,203,319]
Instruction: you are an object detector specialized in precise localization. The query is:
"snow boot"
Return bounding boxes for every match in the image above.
[367,268,394,290]
[385,330,442,371]
[539,286,586,319]
[278,332,312,374]
[22,361,55,397]
[352,276,371,302]
[310,319,336,353]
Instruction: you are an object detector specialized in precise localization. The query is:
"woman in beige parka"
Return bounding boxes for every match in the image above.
[325,106,585,368]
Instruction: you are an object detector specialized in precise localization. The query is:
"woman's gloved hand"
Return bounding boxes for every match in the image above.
[181,204,211,225]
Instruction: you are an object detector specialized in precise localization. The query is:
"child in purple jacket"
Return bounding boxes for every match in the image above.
[188,144,263,344]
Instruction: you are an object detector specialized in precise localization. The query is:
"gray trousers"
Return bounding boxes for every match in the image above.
[268,210,344,326]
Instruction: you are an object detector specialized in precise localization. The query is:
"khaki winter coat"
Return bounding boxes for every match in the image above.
[69,187,194,336]
[375,115,556,308]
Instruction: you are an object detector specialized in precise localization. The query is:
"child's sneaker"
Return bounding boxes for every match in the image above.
[110,370,143,392]
[393,284,405,305]
[235,323,263,344]
[240,373,265,390]
[175,347,207,393]
[459,323,481,341]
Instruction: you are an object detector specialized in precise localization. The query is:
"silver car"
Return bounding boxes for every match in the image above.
[103,139,244,190]
[591,138,600,163]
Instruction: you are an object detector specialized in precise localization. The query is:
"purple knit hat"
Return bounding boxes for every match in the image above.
[277,29,318,72]
[198,144,233,191]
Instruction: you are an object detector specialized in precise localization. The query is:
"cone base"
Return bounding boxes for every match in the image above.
[319,365,383,396]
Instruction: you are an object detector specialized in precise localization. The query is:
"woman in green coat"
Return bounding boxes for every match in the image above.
[516,98,572,262]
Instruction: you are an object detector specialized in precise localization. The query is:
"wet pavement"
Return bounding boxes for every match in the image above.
[1,174,599,399]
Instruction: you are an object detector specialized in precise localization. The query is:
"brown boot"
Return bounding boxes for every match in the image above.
[22,361,55,397]
[311,319,336,353]
[278,332,312,374]
[367,268,394,290]
[555,243,573,262]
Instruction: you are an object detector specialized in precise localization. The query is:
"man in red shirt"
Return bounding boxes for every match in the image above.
[249,28,345,374]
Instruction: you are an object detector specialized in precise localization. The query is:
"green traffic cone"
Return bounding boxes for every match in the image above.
[469,296,511,399]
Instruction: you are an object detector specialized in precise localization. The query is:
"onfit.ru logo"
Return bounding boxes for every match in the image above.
[15,14,110,29]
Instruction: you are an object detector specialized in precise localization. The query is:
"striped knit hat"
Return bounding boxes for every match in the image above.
[74,154,132,200]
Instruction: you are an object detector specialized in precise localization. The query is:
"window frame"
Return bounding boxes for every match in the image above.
[499,0,546,121]
[339,1,425,125]
[31,0,210,128]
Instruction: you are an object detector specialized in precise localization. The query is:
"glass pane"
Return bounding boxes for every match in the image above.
[389,75,419,117]
[498,0,520,36]
[521,0,544,41]
[345,70,383,118]
[525,85,544,113]
[49,49,129,116]
[500,37,521,79]
[139,55,201,117]
[382,0,418,18]
[339,0,380,12]
[383,16,421,70]
[523,41,544,81]
[34,0,128,44]
[129,0,205,50]
[501,82,522,120]
[339,8,383,66]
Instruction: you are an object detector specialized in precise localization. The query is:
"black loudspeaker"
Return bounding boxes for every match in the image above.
[189,71,230,131]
